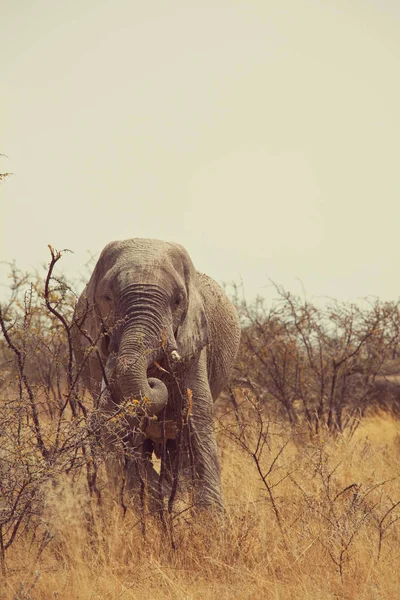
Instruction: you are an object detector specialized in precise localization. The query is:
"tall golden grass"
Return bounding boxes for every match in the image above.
[2,255,400,599]
[3,410,400,600]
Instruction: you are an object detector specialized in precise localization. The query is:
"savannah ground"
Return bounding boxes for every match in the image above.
[3,410,400,600]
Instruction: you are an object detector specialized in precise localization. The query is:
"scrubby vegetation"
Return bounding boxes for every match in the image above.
[1,249,400,599]
[232,283,400,430]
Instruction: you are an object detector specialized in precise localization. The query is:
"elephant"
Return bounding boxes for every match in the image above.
[72,238,241,511]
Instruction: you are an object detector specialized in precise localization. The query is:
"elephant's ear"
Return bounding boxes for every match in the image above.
[73,252,110,347]
[71,280,105,396]
[73,277,101,342]
[71,286,92,382]
[177,269,208,360]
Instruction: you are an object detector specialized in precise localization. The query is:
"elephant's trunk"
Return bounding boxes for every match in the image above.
[112,343,168,416]
[107,285,172,415]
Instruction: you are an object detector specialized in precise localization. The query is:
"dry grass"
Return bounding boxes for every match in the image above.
[2,411,400,600]
[2,255,400,598]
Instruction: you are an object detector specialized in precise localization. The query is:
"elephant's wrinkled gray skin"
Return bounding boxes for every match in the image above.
[72,239,241,510]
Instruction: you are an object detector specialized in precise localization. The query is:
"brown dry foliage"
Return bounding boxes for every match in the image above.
[1,252,400,599]
[232,283,400,433]
[2,410,400,599]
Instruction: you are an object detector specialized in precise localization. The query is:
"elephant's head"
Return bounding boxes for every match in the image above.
[78,239,208,417]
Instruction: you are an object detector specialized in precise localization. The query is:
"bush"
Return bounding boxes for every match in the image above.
[231,283,400,434]
[0,248,99,575]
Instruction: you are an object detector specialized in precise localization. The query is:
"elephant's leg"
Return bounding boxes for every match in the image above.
[185,352,224,511]
[158,439,192,504]
[124,440,164,514]
[101,437,161,514]
[158,439,175,491]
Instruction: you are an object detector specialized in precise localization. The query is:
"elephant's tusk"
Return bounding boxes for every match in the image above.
[101,377,107,394]
[154,361,169,374]
[170,350,181,362]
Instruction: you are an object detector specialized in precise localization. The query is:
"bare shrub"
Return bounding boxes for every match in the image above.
[0,261,75,415]
[0,153,12,181]
[232,283,400,434]
[0,248,99,575]
[217,391,400,585]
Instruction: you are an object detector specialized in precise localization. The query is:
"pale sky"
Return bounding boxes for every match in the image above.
[2,0,400,304]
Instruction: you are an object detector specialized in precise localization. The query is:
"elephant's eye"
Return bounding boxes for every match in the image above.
[174,295,182,308]
[103,295,112,303]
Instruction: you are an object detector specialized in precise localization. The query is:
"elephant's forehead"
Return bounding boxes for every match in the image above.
[104,241,181,268]
[115,263,171,284]
[106,263,183,294]
[96,240,188,292]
